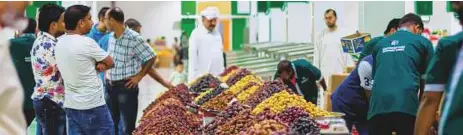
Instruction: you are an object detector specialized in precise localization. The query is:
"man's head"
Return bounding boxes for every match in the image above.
[399,13,424,35]
[64,5,93,35]
[105,7,124,32]
[98,7,110,22]
[175,61,184,73]
[324,9,337,28]
[174,37,178,43]
[277,60,294,84]
[451,1,463,26]
[201,7,219,32]
[384,18,401,35]
[125,18,141,33]
[0,1,30,30]
[23,18,36,34]
[38,3,65,37]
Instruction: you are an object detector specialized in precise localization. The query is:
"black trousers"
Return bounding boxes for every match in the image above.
[106,80,139,135]
[368,112,416,135]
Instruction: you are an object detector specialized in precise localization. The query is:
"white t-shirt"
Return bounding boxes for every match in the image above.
[55,34,109,110]
[358,60,373,90]
[0,28,26,135]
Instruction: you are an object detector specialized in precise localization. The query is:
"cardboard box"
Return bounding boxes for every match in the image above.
[344,66,355,73]
[329,73,349,93]
[324,92,332,111]
[341,33,371,54]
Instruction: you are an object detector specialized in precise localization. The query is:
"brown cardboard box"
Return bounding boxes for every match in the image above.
[329,73,349,93]
[344,66,355,73]
[324,92,332,111]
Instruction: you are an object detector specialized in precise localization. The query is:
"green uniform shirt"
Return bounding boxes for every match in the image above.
[9,33,36,110]
[425,31,463,135]
[358,36,385,62]
[368,30,434,119]
[274,59,322,103]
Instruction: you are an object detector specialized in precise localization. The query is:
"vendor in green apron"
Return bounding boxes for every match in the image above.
[415,2,463,135]
[368,13,434,135]
[9,18,37,126]
[358,18,401,61]
[274,59,327,104]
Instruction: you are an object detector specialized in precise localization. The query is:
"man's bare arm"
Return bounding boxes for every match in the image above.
[415,92,443,135]
[148,68,174,89]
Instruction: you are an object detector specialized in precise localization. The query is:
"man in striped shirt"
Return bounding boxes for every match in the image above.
[104,7,155,135]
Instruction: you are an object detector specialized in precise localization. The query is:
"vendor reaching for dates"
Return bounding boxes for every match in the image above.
[274,59,327,104]
[331,55,374,135]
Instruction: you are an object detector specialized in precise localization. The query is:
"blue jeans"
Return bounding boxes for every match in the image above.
[107,80,139,135]
[33,98,66,135]
[65,105,114,135]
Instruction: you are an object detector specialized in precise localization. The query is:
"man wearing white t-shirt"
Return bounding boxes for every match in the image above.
[315,9,355,85]
[55,5,114,134]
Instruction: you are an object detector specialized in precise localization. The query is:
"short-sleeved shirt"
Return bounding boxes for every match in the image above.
[169,71,188,85]
[9,33,36,110]
[274,59,322,103]
[55,34,109,110]
[424,31,463,135]
[358,36,384,62]
[107,29,155,81]
[332,55,373,120]
[368,29,434,119]
[87,23,107,42]
[30,32,65,106]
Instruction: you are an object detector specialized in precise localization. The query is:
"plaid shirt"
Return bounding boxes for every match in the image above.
[108,28,155,81]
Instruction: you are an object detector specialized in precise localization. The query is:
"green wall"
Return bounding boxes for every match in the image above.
[181,1,196,15]
[181,19,195,38]
[232,18,247,51]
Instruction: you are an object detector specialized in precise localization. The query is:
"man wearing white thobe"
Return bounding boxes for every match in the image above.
[0,2,31,134]
[188,7,225,82]
[314,9,355,85]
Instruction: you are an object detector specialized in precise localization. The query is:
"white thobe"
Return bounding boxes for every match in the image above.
[314,27,355,85]
[188,25,225,82]
[0,28,26,135]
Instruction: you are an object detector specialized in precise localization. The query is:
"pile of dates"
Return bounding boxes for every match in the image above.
[189,74,221,93]
[203,102,250,134]
[226,68,252,86]
[133,101,201,135]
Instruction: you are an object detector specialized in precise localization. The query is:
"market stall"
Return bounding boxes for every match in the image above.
[134,66,349,135]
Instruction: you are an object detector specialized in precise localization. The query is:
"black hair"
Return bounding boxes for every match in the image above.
[277,60,293,74]
[399,13,424,30]
[125,18,141,29]
[24,18,37,34]
[98,7,110,20]
[146,39,151,43]
[108,7,124,23]
[175,61,184,66]
[384,18,401,35]
[64,5,91,30]
[325,9,337,18]
[38,3,65,33]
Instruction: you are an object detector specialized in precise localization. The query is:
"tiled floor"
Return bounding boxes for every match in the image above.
[28,68,174,134]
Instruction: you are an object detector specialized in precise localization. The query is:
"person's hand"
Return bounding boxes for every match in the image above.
[126,75,143,88]
[166,83,175,89]
[96,63,107,72]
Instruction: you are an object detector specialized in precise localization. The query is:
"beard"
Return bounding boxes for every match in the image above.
[327,23,336,28]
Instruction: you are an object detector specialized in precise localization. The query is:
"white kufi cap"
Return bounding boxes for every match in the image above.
[201,7,220,19]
